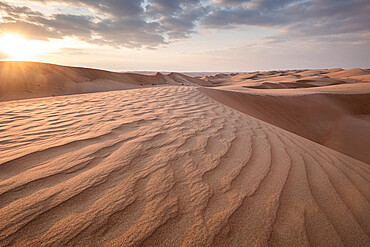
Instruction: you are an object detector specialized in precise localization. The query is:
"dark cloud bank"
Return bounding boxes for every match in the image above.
[0,0,369,48]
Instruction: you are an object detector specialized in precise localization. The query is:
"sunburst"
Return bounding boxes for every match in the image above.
[0,33,52,60]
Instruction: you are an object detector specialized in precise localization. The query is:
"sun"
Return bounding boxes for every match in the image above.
[0,33,52,60]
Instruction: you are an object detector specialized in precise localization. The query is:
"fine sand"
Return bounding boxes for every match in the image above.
[0,63,369,246]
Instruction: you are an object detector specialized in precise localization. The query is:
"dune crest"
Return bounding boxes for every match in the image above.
[200,87,370,164]
[199,67,370,163]
[0,86,369,246]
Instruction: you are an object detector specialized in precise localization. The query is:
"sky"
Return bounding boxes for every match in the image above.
[0,0,369,72]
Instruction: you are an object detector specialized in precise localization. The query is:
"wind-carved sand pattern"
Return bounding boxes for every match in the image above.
[0,86,369,246]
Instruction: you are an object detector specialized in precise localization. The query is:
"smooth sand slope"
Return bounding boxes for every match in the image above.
[0,86,369,246]
[200,87,370,164]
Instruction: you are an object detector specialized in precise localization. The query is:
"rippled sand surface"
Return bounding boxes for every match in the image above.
[0,86,369,246]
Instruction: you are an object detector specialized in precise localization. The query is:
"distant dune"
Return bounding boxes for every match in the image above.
[126,71,222,77]
[0,62,369,246]
[0,61,209,101]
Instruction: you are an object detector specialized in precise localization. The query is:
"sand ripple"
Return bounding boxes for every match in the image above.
[0,86,369,246]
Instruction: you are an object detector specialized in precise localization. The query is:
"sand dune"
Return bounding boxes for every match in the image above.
[203,68,370,88]
[325,68,370,82]
[0,64,369,246]
[1,62,368,101]
[0,86,369,246]
[0,61,210,101]
[200,67,370,164]
[200,87,370,164]
[327,68,370,78]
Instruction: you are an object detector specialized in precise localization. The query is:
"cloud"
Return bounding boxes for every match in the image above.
[0,21,61,40]
[0,0,369,49]
[0,0,207,48]
[202,0,370,35]
[53,47,89,55]
[145,0,207,39]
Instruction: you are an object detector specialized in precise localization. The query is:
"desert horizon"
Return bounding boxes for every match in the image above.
[1,0,370,246]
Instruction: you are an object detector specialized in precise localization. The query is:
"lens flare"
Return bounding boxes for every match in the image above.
[0,33,53,60]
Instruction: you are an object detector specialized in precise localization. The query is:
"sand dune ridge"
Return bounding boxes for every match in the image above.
[0,86,369,246]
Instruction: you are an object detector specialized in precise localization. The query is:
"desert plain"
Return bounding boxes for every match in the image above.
[0,61,369,246]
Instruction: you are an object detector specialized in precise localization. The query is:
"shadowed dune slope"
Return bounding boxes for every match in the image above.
[200,88,370,164]
[0,86,369,246]
[0,61,210,101]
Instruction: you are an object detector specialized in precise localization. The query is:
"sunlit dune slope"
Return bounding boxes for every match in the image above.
[0,86,369,246]
[203,68,370,88]
[0,61,209,101]
[326,68,370,82]
[327,68,370,78]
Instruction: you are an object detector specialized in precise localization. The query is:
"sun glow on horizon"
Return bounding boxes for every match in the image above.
[0,33,55,60]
